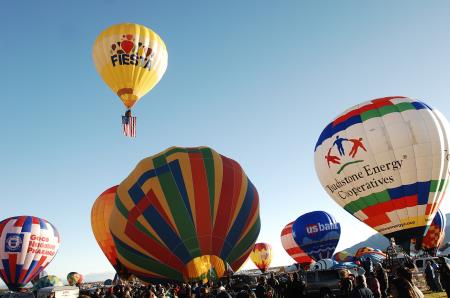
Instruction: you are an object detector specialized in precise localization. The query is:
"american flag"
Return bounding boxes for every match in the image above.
[122,116,136,137]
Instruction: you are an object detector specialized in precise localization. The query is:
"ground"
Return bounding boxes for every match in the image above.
[424,290,448,298]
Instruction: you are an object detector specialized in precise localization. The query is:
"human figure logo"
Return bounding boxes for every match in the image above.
[325,135,367,173]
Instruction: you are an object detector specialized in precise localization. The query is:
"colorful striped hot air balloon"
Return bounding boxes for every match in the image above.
[91,186,130,279]
[292,211,341,261]
[280,222,314,267]
[0,216,60,291]
[314,97,450,252]
[422,209,446,251]
[67,272,83,286]
[109,146,261,283]
[250,243,272,273]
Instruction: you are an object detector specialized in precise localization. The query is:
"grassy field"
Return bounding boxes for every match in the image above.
[423,290,448,298]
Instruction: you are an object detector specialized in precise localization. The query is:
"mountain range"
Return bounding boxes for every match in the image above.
[344,213,450,255]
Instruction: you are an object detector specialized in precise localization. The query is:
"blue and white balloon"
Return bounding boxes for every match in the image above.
[292,211,341,261]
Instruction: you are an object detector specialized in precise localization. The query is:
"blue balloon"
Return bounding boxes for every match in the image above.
[292,211,341,261]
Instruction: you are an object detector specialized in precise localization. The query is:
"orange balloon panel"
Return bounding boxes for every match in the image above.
[91,186,120,271]
[250,243,272,272]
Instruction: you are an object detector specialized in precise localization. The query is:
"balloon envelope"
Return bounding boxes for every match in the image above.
[312,259,337,270]
[422,209,446,250]
[67,272,83,286]
[32,275,63,291]
[292,211,341,261]
[91,186,130,278]
[31,270,48,286]
[0,216,60,291]
[104,279,113,286]
[109,146,261,283]
[250,243,272,273]
[93,23,168,109]
[184,255,231,283]
[314,97,450,251]
[355,247,376,258]
[332,251,354,263]
[355,247,386,264]
[280,222,314,267]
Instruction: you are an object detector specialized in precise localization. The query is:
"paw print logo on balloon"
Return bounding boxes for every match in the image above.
[110,34,153,58]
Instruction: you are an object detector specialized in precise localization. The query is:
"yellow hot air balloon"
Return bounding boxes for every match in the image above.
[93,23,168,136]
[250,243,272,273]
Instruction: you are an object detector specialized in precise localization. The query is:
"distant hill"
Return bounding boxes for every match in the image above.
[0,272,116,289]
[344,213,450,254]
[439,213,450,254]
[344,232,390,254]
[83,272,116,283]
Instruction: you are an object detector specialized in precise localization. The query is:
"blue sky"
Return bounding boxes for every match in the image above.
[2,0,450,284]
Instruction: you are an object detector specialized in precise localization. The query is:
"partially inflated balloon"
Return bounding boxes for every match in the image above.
[355,247,386,262]
[67,272,83,286]
[104,279,113,286]
[250,243,272,273]
[93,23,168,109]
[314,97,450,251]
[91,186,130,278]
[280,222,314,267]
[33,275,63,291]
[312,259,337,270]
[356,247,386,264]
[0,216,60,291]
[440,242,450,252]
[110,146,261,283]
[332,251,354,263]
[292,211,340,261]
[31,270,48,286]
[363,252,386,264]
[422,209,446,251]
[355,247,376,258]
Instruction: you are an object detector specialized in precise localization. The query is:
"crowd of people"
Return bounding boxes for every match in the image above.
[71,256,450,298]
[339,256,450,298]
[78,272,307,298]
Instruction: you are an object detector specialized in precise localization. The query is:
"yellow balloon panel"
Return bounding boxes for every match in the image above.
[185,255,227,283]
[93,23,168,108]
